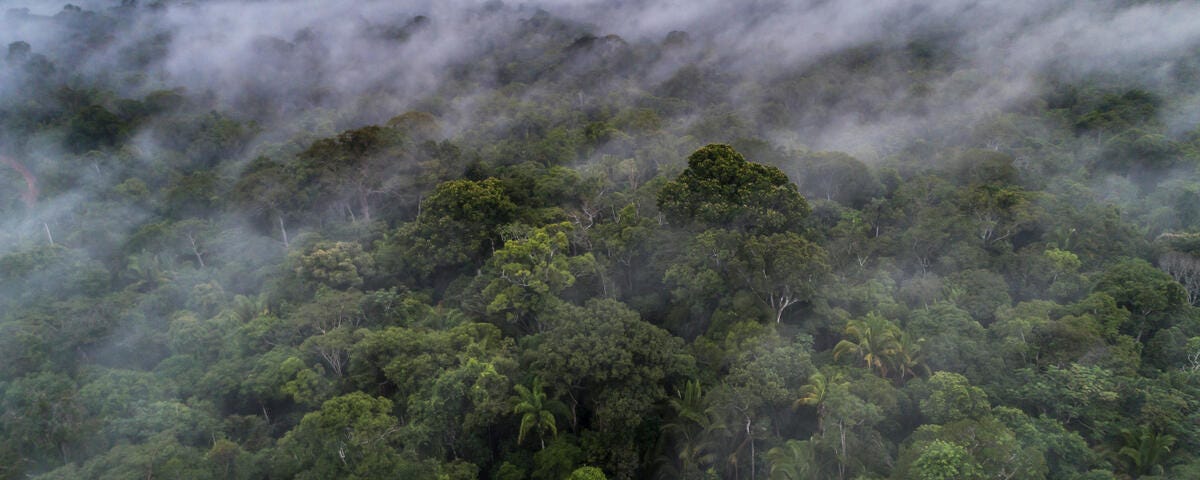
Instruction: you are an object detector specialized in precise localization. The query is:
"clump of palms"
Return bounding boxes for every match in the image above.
[832,313,926,381]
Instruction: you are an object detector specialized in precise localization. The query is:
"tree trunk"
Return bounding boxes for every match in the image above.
[838,419,847,480]
[187,233,205,268]
[358,189,371,223]
[746,416,756,480]
[279,215,290,249]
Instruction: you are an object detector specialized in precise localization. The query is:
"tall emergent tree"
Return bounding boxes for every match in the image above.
[657,144,811,235]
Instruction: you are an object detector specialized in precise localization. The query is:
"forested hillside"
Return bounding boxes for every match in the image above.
[3,1,1200,479]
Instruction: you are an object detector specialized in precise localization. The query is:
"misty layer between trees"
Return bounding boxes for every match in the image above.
[3,1,1200,479]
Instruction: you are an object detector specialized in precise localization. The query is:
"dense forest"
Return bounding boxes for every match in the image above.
[3,1,1200,479]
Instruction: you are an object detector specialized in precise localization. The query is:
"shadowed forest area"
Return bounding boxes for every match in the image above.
[3,1,1200,479]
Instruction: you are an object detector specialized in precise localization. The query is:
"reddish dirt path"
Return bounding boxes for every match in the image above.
[1,154,37,208]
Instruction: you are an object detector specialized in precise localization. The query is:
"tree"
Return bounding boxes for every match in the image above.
[918,372,990,424]
[1158,250,1200,306]
[946,269,1011,324]
[171,219,216,268]
[1114,427,1175,478]
[1096,258,1187,318]
[526,299,693,477]
[707,330,816,480]
[231,157,302,249]
[476,222,596,332]
[794,370,846,434]
[1010,364,1121,434]
[665,229,828,325]
[658,144,810,235]
[34,432,216,480]
[993,406,1099,478]
[899,417,1047,480]
[766,439,817,480]
[659,380,717,479]
[405,355,515,462]
[591,203,659,298]
[295,125,406,223]
[1094,258,1187,340]
[377,178,517,283]
[0,372,87,470]
[531,436,585,480]
[795,151,881,208]
[276,392,405,480]
[960,183,1036,247]
[294,241,375,290]
[906,303,993,376]
[890,331,929,381]
[812,379,885,480]
[738,233,829,323]
[65,104,125,153]
[1074,89,1161,136]
[911,440,981,480]
[567,466,608,480]
[833,313,901,377]
[513,377,568,449]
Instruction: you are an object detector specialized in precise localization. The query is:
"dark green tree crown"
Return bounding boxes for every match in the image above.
[657,144,810,234]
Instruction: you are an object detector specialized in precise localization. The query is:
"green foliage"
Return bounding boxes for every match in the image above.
[1095,258,1187,319]
[665,229,828,326]
[1114,427,1176,477]
[834,313,902,376]
[378,177,517,283]
[900,416,1047,480]
[766,439,817,480]
[911,440,981,480]
[1074,89,1161,133]
[276,392,405,480]
[906,303,992,376]
[526,299,692,476]
[513,377,568,448]
[5,6,1200,479]
[658,144,811,234]
[476,222,596,330]
[65,105,126,153]
[294,240,375,290]
[566,466,608,480]
[0,372,87,467]
[946,268,1011,322]
[532,437,584,479]
[348,321,517,460]
[1010,364,1122,436]
[795,151,881,207]
[918,372,990,424]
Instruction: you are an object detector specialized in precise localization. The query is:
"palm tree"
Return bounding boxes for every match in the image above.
[832,313,901,377]
[1115,427,1176,477]
[511,377,567,449]
[793,371,845,434]
[669,380,708,426]
[228,294,270,323]
[766,439,817,480]
[124,251,172,291]
[888,331,928,382]
[658,380,718,479]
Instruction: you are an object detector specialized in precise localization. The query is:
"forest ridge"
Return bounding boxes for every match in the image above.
[3,1,1200,479]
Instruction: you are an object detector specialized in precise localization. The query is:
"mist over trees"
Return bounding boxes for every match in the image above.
[3,1,1200,479]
